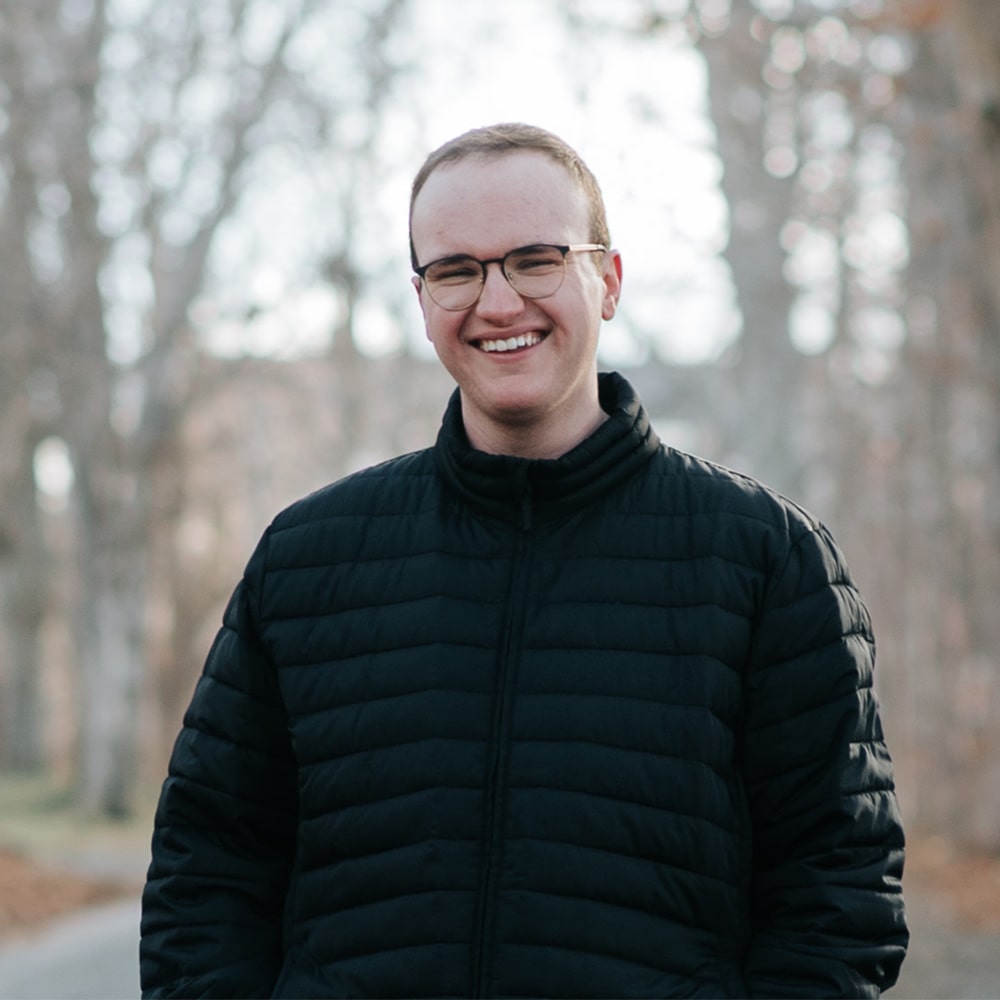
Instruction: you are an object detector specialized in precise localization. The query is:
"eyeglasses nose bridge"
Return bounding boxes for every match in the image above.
[476,255,519,302]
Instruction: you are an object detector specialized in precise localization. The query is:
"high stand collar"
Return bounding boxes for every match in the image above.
[434,371,660,523]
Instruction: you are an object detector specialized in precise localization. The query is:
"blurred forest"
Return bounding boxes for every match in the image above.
[0,0,998,860]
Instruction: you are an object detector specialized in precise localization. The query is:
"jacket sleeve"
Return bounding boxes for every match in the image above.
[140,534,297,998]
[741,521,908,998]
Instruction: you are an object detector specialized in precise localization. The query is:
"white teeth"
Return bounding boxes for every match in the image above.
[480,333,542,353]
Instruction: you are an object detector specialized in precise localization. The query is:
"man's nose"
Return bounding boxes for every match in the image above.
[476,261,524,315]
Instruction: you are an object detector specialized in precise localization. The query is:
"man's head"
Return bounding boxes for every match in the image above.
[409,123,611,269]
[409,123,622,460]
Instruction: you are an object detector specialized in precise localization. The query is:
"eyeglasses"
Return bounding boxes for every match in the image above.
[413,243,607,311]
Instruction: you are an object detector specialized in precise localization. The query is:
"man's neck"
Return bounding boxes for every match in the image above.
[462,405,609,461]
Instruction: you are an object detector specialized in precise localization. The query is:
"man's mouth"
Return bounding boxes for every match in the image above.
[477,332,544,354]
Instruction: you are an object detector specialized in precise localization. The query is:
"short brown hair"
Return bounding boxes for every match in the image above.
[409,122,611,268]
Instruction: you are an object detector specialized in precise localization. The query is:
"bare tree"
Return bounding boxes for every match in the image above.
[598,0,1000,847]
[0,0,415,815]
[867,0,1000,849]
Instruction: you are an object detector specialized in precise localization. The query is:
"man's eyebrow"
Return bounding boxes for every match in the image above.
[432,252,477,263]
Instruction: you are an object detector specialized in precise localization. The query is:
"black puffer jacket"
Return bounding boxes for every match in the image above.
[141,372,907,998]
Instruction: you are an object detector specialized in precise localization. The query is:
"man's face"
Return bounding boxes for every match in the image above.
[411,151,622,457]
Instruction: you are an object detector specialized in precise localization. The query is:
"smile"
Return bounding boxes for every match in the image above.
[478,332,543,353]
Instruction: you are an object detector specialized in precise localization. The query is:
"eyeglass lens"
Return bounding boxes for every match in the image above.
[423,245,568,310]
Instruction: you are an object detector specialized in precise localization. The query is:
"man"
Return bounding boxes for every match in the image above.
[141,123,908,997]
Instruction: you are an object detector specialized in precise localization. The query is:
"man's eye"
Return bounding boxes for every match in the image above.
[429,261,480,283]
[511,253,561,274]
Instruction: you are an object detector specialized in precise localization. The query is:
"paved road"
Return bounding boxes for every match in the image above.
[0,887,997,999]
[0,896,139,1000]
[888,890,1000,999]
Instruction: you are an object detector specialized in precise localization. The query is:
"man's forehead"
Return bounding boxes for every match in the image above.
[411,152,590,252]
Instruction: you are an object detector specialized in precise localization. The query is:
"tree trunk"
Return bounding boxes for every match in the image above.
[697,4,804,495]
[0,446,49,771]
[73,460,147,816]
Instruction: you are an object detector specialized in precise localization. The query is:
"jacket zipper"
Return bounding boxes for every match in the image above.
[472,484,533,997]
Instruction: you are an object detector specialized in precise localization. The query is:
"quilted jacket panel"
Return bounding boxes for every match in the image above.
[141,373,907,998]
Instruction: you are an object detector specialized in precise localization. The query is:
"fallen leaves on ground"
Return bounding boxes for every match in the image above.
[0,846,136,940]
[904,836,1000,933]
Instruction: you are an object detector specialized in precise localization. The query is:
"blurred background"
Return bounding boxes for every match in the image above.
[1,0,999,992]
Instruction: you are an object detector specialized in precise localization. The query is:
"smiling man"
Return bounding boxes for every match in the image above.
[141,123,908,998]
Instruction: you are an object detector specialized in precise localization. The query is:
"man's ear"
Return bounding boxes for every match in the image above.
[412,275,430,326]
[601,250,623,321]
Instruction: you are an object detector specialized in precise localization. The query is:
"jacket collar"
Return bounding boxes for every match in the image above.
[434,371,660,522]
